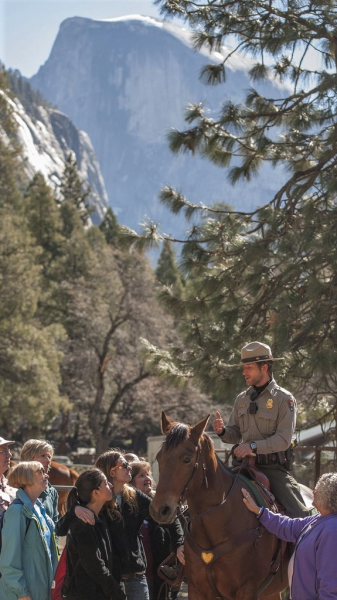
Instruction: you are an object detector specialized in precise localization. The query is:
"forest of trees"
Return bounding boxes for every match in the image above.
[0,66,212,456]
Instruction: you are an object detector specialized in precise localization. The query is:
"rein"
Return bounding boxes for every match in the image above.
[181,453,242,522]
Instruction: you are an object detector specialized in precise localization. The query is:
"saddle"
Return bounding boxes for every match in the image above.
[232,454,283,513]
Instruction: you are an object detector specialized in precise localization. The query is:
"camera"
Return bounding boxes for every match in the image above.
[249,389,258,414]
[249,401,258,414]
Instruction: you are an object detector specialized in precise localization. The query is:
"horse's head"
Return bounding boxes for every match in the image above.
[150,411,212,524]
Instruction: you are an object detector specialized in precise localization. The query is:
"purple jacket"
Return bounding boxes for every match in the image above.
[259,509,337,600]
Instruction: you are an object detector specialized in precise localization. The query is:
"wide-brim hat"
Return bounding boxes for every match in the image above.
[0,437,15,446]
[240,341,283,365]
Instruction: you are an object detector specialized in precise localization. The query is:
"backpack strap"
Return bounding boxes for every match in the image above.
[12,499,31,536]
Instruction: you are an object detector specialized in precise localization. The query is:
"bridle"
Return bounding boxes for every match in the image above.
[178,436,208,506]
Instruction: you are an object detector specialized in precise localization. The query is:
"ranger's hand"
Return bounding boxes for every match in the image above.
[234,443,253,459]
[212,411,224,435]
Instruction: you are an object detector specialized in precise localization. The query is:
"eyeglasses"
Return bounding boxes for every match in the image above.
[0,448,12,456]
[110,460,130,471]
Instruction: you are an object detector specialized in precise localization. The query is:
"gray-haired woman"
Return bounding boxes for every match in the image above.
[242,472,337,600]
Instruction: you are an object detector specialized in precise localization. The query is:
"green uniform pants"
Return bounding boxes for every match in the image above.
[255,464,309,517]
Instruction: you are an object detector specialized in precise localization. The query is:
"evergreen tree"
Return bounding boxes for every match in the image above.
[24,172,64,263]
[122,0,337,407]
[156,239,184,297]
[99,207,120,246]
[0,211,67,437]
[60,154,94,226]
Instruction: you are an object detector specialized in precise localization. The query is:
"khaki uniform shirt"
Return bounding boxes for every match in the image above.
[220,378,296,454]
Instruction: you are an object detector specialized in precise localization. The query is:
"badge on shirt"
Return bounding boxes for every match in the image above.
[266,399,273,409]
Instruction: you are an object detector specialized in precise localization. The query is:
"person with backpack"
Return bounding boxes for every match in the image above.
[0,461,58,600]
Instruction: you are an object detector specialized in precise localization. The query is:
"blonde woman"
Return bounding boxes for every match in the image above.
[21,439,58,525]
[21,439,95,537]
[0,461,58,600]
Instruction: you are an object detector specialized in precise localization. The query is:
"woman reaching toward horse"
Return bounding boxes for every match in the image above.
[242,472,337,600]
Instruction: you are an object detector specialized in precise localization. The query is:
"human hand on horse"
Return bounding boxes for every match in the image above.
[212,411,225,435]
[74,505,96,524]
[176,544,185,565]
[241,488,261,515]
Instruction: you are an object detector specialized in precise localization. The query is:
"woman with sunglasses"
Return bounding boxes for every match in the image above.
[95,450,152,600]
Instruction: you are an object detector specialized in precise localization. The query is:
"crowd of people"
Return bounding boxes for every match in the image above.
[0,436,185,600]
[0,341,336,600]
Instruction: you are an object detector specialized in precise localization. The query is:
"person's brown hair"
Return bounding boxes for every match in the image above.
[95,449,137,518]
[67,468,105,509]
[130,460,155,498]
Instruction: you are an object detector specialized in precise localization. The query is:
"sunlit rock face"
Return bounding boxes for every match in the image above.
[7,84,109,222]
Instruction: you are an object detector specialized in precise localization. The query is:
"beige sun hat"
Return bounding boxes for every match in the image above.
[0,437,15,446]
[240,341,284,364]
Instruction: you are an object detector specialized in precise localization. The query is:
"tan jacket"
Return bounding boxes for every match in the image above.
[220,379,296,454]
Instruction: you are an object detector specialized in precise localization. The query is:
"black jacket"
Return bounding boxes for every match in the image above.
[118,489,152,574]
[147,517,184,600]
[65,513,126,600]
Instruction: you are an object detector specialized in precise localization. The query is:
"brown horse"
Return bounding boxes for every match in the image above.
[150,413,289,600]
[48,461,79,514]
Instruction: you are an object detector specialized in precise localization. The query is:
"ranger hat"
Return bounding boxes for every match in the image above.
[240,341,283,364]
[0,437,15,446]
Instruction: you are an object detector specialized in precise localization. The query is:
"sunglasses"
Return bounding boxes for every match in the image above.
[110,460,130,471]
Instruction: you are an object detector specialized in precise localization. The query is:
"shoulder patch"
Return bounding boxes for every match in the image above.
[287,398,295,412]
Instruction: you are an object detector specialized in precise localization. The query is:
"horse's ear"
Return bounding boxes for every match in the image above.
[190,415,210,442]
[161,411,173,434]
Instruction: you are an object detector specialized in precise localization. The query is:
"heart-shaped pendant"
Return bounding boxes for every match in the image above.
[201,551,214,564]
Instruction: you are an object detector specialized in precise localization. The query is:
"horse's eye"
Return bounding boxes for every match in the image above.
[183,457,192,464]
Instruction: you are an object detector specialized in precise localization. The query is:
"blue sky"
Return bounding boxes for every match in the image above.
[0,0,162,77]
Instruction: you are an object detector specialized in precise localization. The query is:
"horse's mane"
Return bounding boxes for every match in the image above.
[165,422,217,463]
